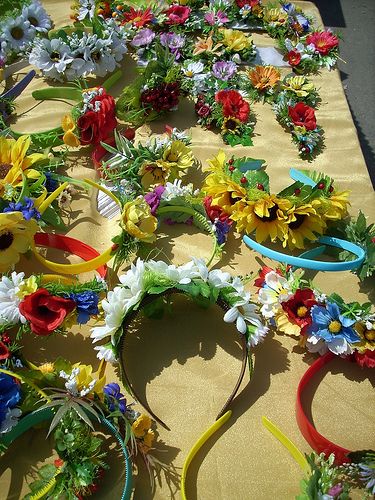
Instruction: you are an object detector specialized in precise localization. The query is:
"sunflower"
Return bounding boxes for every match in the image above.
[248,66,280,91]
[0,212,39,272]
[161,140,194,177]
[203,171,247,214]
[263,7,288,26]
[353,321,375,353]
[283,204,326,249]
[312,190,350,221]
[222,116,242,135]
[230,194,291,242]
[0,135,45,196]
[206,149,226,173]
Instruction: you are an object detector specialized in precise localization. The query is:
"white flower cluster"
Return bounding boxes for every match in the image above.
[59,368,97,397]
[0,272,27,326]
[161,179,198,201]
[257,270,294,318]
[29,21,128,81]
[81,87,104,113]
[0,0,51,64]
[91,258,268,362]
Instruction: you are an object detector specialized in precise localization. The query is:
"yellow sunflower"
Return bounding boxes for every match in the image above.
[283,204,326,250]
[0,135,45,196]
[230,194,291,242]
[203,170,247,214]
[281,76,315,98]
[222,116,242,135]
[312,190,350,221]
[205,149,226,173]
[353,322,375,353]
[0,211,38,272]
[248,66,281,91]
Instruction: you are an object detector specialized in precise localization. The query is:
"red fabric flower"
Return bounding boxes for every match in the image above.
[288,102,317,131]
[306,31,339,56]
[122,7,153,27]
[0,341,10,360]
[165,5,191,24]
[281,288,318,334]
[19,289,76,336]
[236,0,260,7]
[204,196,232,223]
[54,458,64,467]
[77,89,117,145]
[354,349,375,369]
[254,266,285,288]
[215,90,250,122]
[287,49,301,66]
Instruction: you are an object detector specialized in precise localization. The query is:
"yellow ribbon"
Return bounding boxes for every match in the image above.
[181,411,232,499]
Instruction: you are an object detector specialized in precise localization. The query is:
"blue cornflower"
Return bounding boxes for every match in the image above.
[0,372,21,428]
[3,197,41,220]
[308,302,360,354]
[214,219,232,245]
[103,383,127,414]
[69,291,99,324]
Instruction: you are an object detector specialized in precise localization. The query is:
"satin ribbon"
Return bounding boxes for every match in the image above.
[296,352,352,465]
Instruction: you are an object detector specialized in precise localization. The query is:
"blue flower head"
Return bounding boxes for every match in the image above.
[214,219,231,245]
[69,291,99,324]
[3,197,41,221]
[295,13,310,32]
[309,302,360,344]
[0,372,21,426]
[282,3,296,14]
[44,172,58,193]
[104,383,127,414]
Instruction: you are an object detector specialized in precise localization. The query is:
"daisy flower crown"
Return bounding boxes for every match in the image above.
[91,258,269,428]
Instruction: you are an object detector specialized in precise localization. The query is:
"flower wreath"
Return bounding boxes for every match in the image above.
[0,358,164,498]
[0,0,52,78]
[90,258,268,424]
[202,151,350,250]
[28,16,128,81]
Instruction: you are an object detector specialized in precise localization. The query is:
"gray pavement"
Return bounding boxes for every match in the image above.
[313,0,375,188]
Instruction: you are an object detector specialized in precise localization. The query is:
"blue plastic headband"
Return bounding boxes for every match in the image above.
[243,235,365,271]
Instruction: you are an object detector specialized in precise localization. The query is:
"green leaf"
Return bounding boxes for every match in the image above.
[236,158,265,172]
[39,463,57,481]
[41,206,67,231]
[143,297,165,319]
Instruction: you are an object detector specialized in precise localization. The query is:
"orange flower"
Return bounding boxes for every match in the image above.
[193,35,222,56]
[248,66,280,91]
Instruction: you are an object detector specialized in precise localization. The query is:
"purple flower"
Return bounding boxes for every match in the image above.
[214,219,231,245]
[144,185,165,215]
[204,10,229,26]
[3,197,41,220]
[160,32,185,50]
[104,383,127,413]
[212,61,237,81]
[131,28,155,47]
[327,484,343,497]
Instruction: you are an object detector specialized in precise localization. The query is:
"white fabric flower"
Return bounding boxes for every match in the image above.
[0,272,26,326]
[224,296,260,335]
[183,61,205,77]
[161,180,194,201]
[77,0,96,20]
[208,268,232,289]
[146,260,197,285]
[248,321,269,347]
[258,271,293,318]
[0,408,22,434]
[29,38,74,80]
[307,334,353,356]
[22,1,52,33]
[2,16,36,51]
[94,344,117,364]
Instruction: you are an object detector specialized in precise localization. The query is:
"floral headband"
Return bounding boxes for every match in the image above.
[0,358,164,498]
[91,258,268,426]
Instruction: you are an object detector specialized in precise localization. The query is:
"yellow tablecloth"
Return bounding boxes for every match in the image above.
[1,2,374,499]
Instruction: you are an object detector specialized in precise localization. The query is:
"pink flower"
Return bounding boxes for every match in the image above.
[204,10,229,26]
[306,31,339,56]
[165,5,191,25]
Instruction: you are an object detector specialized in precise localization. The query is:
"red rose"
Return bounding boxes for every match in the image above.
[165,5,191,24]
[287,49,301,66]
[354,349,375,369]
[215,90,250,122]
[0,341,10,360]
[281,288,318,334]
[77,89,117,145]
[288,102,317,131]
[19,289,76,336]
[306,31,339,56]
[195,103,211,118]
[204,196,232,223]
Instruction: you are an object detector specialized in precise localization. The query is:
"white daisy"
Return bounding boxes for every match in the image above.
[22,1,52,33]
[94,343,117,364]
[183,61,205,78]
[2,16,36,52]
[248,321,269,347]
[223,295,260,335]
[119,258,145,295]
[29,38,74,80]
[258,271,293,318]
[0,272,26,326]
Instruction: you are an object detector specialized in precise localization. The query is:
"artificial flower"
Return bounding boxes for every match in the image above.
[220,28,251,52]
[3,197,41,221]
[203,170,247,214]
[165,4,191,25]
[193,35,222,56]
[160,32,185,59]
[144,185,166,215]
[104,383,127,412]
[354,350,375,369]
[223,294,262,335]
[263,7,288,26]
[138,161,170,189]
[19,288,76,336]
[358,462,375,494]
[142,429,155,450]
[0,272,27,325]
[29,38,74,81]
[312,190,350,221]
[2,16,35,51]
[62,114,81,147]
[22,1,52,32]
[76,0,96,21]
[254,266,285,288]
[231,195,292,243]
[77,88,117,145]
[288,102,317,131]
[132,414,152,438]
[277,288,318,336]
[94,343,117,364]
[122,7,153,28]
[307,302,359,356]
[120,197,157,243]
[306,31,339,56]
[0,372,21,433]
[284,204,326,249]
[222,116,242,135]
[257,270,293,318]
[282,75,314,97]
[204,196,232,223]
[352,321,375,353]
[287,49,302,66]
[58,190,72,209]
[212,61,237,81]
[161,140,194,178]
[131,28,155,47]
[204,10,229,26]
[0,135,44,195]
[69,291,99,324]
[0,341,10,360]
[140,82,180,113]
[0,212,38,273]
[248,66,281,91]
[215,89,250,122]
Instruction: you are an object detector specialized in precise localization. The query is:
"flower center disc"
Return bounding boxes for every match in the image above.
[10,26,24,40]
[0,163,12,179]
[297,305,308,318]
[364,330,375,342]
[289,214,306,230]
[256,205,278,222]
[0,231,14,250]
[28,16,39,27]
[328,320,342,334]
[50,51,61,62]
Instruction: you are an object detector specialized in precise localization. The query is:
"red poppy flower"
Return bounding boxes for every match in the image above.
[288,102,317,131]
[165,5,191,25]
[204,196,232,223]
[122,7,153,28]
[254,266,285,288]
[354,349,375,369]
[19,289,76,336]
[215,90,250,123]
[306,31,339,56]
[281,288,318,334]
[287,49,301,66]
[77,89,117,145]
[236,0,260,7]
[0,341,10,360]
